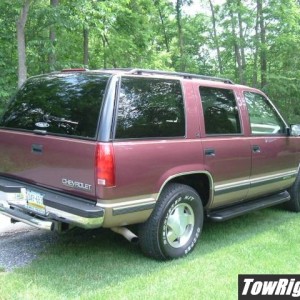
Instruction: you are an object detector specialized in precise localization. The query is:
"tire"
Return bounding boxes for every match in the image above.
[287,171,300,212]
[138,183,204,260]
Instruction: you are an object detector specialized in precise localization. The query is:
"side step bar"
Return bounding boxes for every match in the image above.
[207,191,290,222]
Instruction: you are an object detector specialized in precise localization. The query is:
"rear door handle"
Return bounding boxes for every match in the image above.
[32,144,43,154]
[205,148,215,157]
[252,145,261,153]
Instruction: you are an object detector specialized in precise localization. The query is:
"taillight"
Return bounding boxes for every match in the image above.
[95,143,115,187]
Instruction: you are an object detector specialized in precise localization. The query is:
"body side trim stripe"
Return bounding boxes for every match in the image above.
[214,181,249,196]
[214,170,297,195]
[97,170,297,214]
[112,202,156,216]
[250,170,297,186]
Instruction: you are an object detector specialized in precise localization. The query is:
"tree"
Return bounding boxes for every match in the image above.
[2,0,300,125]
[257,0,267,88]
[83,26,89,67]
[174,0,192,71]
[17,0,30,88]
[49,0,59,71]
[221,0,250,84]
[208,0,223,74]
[237,0,246,79]
[153,0,171,53]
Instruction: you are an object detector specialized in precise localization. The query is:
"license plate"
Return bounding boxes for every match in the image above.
[26,190,46,215]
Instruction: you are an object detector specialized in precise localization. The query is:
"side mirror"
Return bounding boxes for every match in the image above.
[290,124,300,136]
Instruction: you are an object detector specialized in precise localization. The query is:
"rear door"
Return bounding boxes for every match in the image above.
[195,84,252,209]
[111,75,193,201]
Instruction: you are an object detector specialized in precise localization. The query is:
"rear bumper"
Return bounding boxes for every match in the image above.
[0,177,104,230]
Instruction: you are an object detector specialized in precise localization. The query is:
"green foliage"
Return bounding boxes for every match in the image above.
[264,73,300,124]
[0,1,19,105]
[1,0,300,120]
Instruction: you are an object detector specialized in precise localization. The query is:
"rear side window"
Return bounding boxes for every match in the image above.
[0,73,110,138]
[115,77,185,139]
[200,86,241,135]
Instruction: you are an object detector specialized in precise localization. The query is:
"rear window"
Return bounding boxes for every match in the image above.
[0,73,110,138]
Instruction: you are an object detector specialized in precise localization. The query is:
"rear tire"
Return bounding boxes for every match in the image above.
[287,171,300,212]
[138,183,204,260]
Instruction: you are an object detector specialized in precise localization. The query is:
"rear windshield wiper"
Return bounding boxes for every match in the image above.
[46,115,79,126]
[33,129,47,135]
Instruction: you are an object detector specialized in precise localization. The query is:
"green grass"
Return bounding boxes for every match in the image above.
[0,207,299,300]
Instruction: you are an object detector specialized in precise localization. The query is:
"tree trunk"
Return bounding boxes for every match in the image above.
[237,0,246,82]
[176,0,185,71]
[208,0,223,74]
[101,34,107,69]
[229,10,243,83]
[102,34,117,68]
[252,3,259,87]
[83,27,89,67]
[257,0,267,88]
[49,0,59,71]
[17,0,31,88]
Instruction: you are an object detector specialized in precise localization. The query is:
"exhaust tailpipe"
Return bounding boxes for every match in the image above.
[111,227,139,244]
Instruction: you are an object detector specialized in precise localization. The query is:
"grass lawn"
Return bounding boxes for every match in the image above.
[0,207,299,300]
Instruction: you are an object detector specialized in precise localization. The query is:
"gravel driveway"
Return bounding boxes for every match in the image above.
[0,215,58,271]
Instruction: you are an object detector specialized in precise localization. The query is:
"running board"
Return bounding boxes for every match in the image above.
[207,191,290,222]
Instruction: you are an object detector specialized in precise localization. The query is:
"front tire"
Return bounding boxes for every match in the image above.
[139,183,204,260]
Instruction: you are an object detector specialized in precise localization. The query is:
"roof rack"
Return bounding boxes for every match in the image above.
[126,68,234,84]
[61,68,88,72]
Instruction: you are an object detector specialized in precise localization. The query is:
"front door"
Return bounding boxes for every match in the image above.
[243,90,298,199]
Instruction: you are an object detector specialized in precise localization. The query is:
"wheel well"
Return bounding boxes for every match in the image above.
[166,174,211,207]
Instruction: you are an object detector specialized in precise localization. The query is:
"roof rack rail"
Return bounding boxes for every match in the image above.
[61,68,88,72]
[126,68,234,84]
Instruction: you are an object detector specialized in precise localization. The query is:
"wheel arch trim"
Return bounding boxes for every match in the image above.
[156,171,214,208]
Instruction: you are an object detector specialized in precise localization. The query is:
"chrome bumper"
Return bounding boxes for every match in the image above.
[0,178,104,231]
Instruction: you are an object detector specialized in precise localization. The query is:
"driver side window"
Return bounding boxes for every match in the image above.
[244,92,286,135]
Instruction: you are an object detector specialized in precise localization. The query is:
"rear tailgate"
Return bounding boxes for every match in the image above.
[0,71,111,201]
[0,129,97,199]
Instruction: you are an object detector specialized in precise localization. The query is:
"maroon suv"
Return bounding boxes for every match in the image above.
[0,68,300,260]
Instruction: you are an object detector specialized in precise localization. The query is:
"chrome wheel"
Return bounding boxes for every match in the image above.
[165,202,195,248]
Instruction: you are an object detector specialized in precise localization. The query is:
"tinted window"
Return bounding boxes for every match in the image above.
[200,87,241,134]
[0,73,109,138]
[244,91,286,134]
[115,77,185,139]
